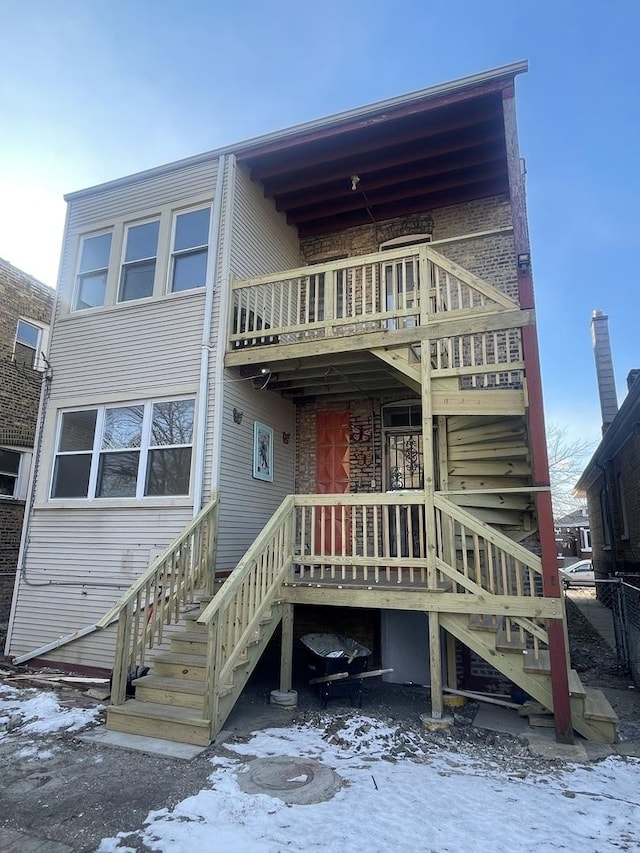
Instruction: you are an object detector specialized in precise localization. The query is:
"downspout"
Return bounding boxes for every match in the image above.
[192,154,226,516]
[209,154,237,494]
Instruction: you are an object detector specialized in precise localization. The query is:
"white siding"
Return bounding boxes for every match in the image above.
[7,505,192,670]
[216,376,296,572]
[49,293,204,400]
[211,164,299,570]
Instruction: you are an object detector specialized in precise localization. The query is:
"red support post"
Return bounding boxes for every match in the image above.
[502,85,574,743]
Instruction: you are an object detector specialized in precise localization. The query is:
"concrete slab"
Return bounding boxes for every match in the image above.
[567,589,617,650]
[526,736,589,762]
[473,704,531,737]
[0,827,73,852]
[79,725,208,760]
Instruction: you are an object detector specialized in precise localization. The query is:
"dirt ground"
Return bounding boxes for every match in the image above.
[0,600,638,853]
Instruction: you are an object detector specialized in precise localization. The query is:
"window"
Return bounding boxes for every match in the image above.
[119,219,160,302]
[14,318,49,370]
[0,449,22,498]
[74,231,112,310]
[170,207,211,292]
[51,398,195,499]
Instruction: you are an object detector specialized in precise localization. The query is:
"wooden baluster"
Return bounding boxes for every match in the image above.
[500,550,509,596]
[351,505,357,581]
[486,541,494,594]
[460,524,469,581]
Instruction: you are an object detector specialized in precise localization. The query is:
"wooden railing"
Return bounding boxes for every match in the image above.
[229,245,518,350]
[197,496,295,735]
[98,495,219,705]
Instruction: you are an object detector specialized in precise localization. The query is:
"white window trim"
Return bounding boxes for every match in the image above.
[0,447,32,501]
[50,397,196,502]
[14,317,50,371]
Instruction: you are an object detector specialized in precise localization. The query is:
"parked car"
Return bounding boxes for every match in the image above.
[559,560,595,590]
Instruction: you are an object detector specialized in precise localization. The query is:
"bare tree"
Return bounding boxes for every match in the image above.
[546,423,595,518]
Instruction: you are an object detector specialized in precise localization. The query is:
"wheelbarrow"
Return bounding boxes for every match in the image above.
[300,633,392,708]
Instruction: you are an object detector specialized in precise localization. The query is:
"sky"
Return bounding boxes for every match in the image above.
[1,0,639,447]
[2,684,639,852]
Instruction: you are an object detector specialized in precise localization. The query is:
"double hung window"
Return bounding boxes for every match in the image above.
[119,219,160,302]
[0,449,22,498]
[51,398,195,499]
[14,319,49,369]
[170,207,211,292]
[74,232,112,310]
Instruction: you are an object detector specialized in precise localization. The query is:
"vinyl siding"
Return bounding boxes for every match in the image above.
[216,375,296,572]
[7,505,192,669]
[212,165,299,571]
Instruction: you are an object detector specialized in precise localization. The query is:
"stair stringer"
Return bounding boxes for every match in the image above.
[440,613,616,743]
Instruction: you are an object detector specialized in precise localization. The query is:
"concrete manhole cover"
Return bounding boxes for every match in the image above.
[237,756,342,804]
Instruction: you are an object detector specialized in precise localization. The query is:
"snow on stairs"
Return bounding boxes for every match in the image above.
[106,604,281,746]
[441,612,618,743]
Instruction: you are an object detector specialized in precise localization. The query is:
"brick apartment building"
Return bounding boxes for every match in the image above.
[0,258,54,642]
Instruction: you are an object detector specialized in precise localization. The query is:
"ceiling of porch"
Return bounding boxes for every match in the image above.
[236,88,509,238]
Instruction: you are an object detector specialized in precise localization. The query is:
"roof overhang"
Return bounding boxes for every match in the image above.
[65,61,527,216]
[235,61,527,236]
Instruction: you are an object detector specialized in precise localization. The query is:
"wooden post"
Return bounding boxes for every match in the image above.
[111,602,133,706]
[421,343,442,718]
[205,500,219,600]
[279,602,294,692]
[204,619,220,741]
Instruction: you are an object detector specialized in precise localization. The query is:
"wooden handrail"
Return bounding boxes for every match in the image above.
[96,495,219,629]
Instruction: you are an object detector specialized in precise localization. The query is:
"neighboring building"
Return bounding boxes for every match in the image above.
[0,258,53,643]
[555,508,591,565]
[5,63,617,745]
[577,370,640,580]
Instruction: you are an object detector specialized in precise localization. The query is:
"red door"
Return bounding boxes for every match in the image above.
[315,411,350,555]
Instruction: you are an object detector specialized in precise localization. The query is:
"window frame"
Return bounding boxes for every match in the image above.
[13,317,50,371]
[50,397,196,501]
[0,447,31,501]
[167,204,212,294]
[72,229,114,311]
[117,216,161,304]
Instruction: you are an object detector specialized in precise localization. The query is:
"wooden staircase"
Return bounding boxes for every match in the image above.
[107,600,283,745]
[440,612,618,743]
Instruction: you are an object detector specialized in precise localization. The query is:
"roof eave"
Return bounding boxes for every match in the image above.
[64,61,528,203]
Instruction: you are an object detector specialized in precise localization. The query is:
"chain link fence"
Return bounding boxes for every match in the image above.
[569,580,640,686]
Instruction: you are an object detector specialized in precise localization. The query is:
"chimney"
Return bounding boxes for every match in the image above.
[591,310,618,435]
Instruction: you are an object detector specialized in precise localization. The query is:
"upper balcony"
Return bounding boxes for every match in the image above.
[224,243,532,413]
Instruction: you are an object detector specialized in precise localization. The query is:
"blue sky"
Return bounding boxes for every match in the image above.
[1,0,638,445]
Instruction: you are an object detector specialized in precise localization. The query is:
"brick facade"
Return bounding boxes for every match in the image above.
[0,258,54,637]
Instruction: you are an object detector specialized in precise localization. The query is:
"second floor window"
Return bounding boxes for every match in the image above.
[75,232,112,310]
[14,318,49,370]
[170,207,211,292]
[51,398,195,500]
[119,219,160,302]
[0,449,21,498]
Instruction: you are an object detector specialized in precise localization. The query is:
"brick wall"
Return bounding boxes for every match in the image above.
[587,427,640,577]
[299,195,517,301]
[0,258,54,638]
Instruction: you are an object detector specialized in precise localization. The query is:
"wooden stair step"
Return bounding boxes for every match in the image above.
[107,700,210,746]
[568,669,586,698]
[496,624,527,652]
[132,675,206,710]
[154,652,207,680]
[522,649,550,674]
[584,688,619,724]
[468,614,500,633]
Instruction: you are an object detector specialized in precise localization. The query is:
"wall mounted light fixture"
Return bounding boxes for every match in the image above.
[233,407,244,424]
[517,252,531,272]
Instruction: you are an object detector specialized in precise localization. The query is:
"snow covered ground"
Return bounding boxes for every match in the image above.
[97,715,640,853]
[2,683,639,853]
